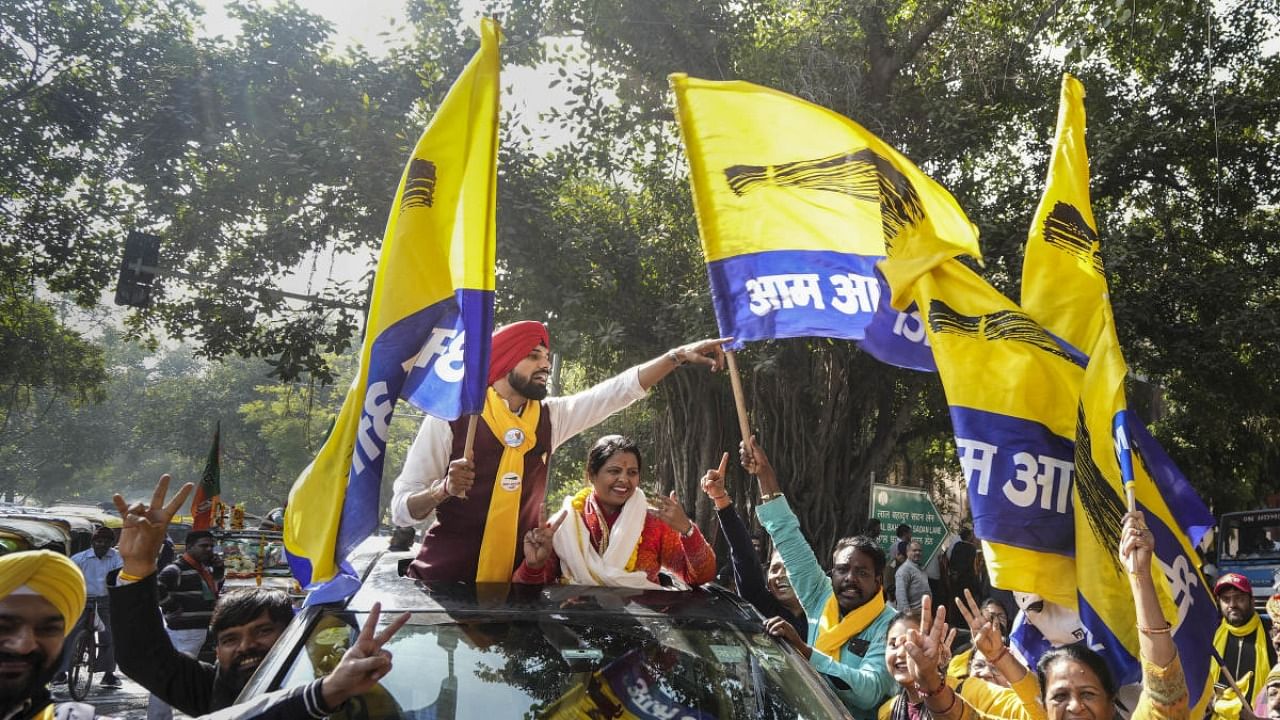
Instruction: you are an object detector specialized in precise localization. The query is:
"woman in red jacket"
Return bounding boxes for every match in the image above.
[513,434,716,589]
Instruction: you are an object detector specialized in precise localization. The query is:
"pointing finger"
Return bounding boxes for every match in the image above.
[716,452,729,478]
[112,494,130,517]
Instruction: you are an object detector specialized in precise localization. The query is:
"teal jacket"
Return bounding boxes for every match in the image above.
[758,497,896,719]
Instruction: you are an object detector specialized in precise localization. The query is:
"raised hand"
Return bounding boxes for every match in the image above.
[903,595,950,693]
[320,602,411,709]
[738,436,776,486]
[112,474,194,578]
[1119,510,1153,575]
[523,510,566,570]
[956,588,1003,659]
[650,491,695,536]
[671,337,733,372]
[700,453,731,507]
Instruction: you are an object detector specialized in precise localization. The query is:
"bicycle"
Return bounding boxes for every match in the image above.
[67,601,99,701]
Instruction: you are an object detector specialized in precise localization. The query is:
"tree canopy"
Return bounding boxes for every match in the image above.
[2,0,1277,548]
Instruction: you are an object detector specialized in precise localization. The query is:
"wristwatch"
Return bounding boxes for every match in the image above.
[667,350,684,366]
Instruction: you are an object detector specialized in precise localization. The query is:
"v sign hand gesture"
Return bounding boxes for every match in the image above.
[903,595,950,695]
[319,602,411,709]
[523,509,566,570]
[112,473,195,579]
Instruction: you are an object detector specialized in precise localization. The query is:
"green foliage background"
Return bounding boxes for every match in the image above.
[2,0,1276,554]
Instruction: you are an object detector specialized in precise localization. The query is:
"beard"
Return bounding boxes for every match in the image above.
[225,649,269,689]
[507,369,548,401]
[0,649,52,708]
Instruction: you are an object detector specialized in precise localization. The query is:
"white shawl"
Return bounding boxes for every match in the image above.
[551,488,665,590]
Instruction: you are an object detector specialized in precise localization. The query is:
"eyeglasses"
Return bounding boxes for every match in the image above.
[983,612,1008,628]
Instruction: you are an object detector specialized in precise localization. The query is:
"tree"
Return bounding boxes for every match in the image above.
[502,0,1280,545]
[1,0,508,382]
[5,0,1275,531]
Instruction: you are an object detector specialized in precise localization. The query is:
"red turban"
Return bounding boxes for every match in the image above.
[488,321,550,386]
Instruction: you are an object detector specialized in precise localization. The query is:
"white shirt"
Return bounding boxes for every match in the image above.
[71,547,123,597]
[390,366,648,527]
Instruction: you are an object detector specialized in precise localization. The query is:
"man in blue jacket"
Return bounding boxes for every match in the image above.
[742,437,896,719]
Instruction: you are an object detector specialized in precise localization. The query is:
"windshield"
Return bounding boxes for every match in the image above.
[277,610,850,719]
[1219,511,1280,562]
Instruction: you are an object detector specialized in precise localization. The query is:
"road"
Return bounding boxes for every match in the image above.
[51,673,183,720]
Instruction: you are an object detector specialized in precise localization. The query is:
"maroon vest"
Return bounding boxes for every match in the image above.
[408,403,553,582]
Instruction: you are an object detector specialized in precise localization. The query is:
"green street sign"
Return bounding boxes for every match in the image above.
[868,483,948,567]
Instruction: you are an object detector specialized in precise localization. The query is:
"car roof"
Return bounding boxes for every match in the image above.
[339,546,764,626]
[213,529,284,540]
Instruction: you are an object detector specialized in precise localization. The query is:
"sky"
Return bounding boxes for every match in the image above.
[196,0,581,297]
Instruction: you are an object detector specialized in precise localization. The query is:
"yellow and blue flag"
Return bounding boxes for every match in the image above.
[883,257,1082,609]
[284,19,500,604]
[669,74,981,371]
[1022,74,1215,710]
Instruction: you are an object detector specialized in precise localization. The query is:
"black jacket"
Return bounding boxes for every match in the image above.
[109,572,243,715]
[199,679,337,720]
[158,555,223,630]
[716,504,807,637]
[4,686,52,720]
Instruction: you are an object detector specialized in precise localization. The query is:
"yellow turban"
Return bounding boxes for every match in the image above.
[1267,594,1280,623]
[1268,664,1280,690]
[0,551,86,635]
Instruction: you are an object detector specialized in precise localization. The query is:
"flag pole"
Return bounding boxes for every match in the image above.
[458,414,478,500]
[1210,646,1251,712]
[724,350,751,442]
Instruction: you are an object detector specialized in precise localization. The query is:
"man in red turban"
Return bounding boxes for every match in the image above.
[392,321,729,583]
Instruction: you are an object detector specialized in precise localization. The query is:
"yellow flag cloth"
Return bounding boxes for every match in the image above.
[815,588,887,658]
[284,18,500,600]
[475,387,541,582]
[1021,73,1217,714]
[670,72,981,354]
[1019,74,1103,355]
[669,74,981,266]
[0,550,86,634]
[887,257,1081,607]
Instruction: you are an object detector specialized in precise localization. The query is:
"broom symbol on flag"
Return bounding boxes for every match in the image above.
[722,148,925,245]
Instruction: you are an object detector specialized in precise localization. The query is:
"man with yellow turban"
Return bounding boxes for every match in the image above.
[0,550,86,720]
[391,321,730,583]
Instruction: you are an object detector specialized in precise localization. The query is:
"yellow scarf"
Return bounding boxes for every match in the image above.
[814,588,887,658]
[474,387,541,583]
[1212,614,1272,703]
